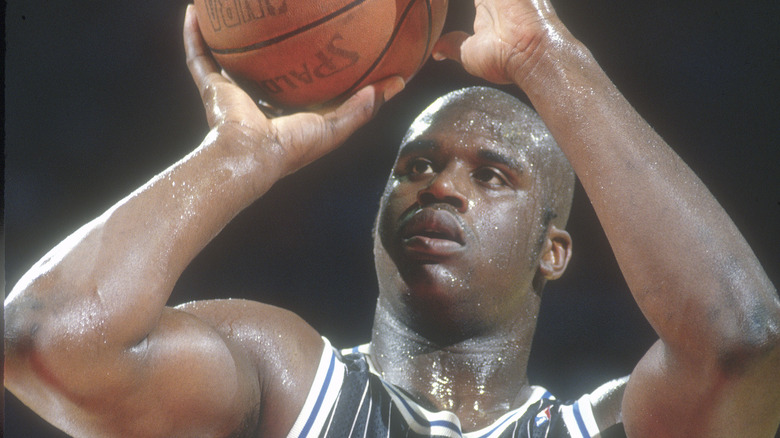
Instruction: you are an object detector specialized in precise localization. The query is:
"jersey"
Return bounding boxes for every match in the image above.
[286,338,607,438]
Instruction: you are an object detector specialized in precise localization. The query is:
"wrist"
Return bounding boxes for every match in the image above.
[206,122,287,196]
[509,22,595,97]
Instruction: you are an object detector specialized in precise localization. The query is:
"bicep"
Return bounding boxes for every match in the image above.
[175,299,326,438]
[96,299,325,438]
[623,340,780,438]
[113,307,262,437]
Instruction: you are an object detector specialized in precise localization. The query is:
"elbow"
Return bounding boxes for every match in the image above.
[4,294,41,363]
[5,288,80,385]
[4,290,58,384]
[4,268,65,367]
[4,290,104,401]
[4,296,44,393]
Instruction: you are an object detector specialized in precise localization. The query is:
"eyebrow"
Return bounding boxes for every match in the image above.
[477,149,524,174]
[399,139,525,174]
[398,139,435,156]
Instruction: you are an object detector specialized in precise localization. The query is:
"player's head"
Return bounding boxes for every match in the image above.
[373,87,575,341]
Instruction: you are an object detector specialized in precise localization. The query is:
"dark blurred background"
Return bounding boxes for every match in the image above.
[4,1,779,436]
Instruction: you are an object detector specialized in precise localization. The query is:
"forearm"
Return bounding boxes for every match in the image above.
[516,27,779,358]
[5,126,280,373]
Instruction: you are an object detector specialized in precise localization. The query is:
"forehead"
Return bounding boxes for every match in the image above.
[400,103,542,165]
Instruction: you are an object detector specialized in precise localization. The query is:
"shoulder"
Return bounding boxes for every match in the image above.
[515,381,626,438]
[550,376,628,438]
[175,299,325,438]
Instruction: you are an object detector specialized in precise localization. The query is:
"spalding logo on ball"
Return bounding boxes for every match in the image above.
[194,0,449,110]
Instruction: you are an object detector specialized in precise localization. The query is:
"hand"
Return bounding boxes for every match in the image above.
[432,0,566,85]
[183,5,404,176]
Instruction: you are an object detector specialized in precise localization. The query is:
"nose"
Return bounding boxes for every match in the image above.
[417,167,468,213]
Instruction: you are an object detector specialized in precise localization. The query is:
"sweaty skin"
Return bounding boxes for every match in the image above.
[433,1,780,435]
[5,1,780,437]
[4,7,404,438]
[368,85,591,427]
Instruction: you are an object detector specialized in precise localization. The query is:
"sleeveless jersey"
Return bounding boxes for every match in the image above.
[286,338,606,438]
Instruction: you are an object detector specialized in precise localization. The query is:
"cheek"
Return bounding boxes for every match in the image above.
[376,190,407,249]
[376,197,393,248]
[379,180,418,222]
[473,200,538,270]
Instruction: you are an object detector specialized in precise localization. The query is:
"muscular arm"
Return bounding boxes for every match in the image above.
[517,26,780,438]
[435,1,780,436]
[4,7,401,437]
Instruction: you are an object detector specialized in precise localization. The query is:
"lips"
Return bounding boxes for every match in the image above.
[399,208,466,259]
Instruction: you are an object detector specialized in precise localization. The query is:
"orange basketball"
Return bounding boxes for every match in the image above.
[193,0,449,110]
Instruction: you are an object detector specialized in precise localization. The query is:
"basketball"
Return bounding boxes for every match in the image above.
[193,0,449,110]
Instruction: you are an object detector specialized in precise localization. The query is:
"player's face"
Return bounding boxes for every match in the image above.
[374,103,549,337]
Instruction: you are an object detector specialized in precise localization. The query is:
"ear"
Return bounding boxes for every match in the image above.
[538,225,572,280]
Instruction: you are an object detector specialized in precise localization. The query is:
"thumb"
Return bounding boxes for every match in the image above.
[320,75,406,145]
[273,76,405,173]
[432,31,470,63]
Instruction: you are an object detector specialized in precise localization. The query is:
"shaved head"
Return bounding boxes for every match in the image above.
[405,87,575,231]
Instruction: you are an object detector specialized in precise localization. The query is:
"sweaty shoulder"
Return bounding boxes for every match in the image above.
[176,299,324,438]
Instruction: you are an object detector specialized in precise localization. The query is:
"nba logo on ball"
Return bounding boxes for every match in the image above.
[194,0,449,110]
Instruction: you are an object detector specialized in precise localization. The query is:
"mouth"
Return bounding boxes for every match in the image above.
[399,208,466,260]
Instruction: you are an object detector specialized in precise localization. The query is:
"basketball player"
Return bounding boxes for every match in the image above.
[5,0,779,437]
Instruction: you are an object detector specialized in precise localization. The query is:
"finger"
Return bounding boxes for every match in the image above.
[308,74,407,117]
[324,75,406,140]
[274,76,405,171]
[183,5,226,93]
[432,31,470,63]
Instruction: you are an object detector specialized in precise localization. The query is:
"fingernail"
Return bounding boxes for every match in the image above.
[432,51,445,61]
[383,76,406,101]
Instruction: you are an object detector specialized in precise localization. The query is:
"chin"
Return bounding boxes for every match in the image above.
[395,269,490,340]
[400,263,473,304]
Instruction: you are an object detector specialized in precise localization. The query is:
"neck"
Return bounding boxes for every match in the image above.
[369,296,539,431]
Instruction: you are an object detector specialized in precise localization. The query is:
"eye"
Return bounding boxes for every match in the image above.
[473,167,508,187]
[408,158,434,175]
